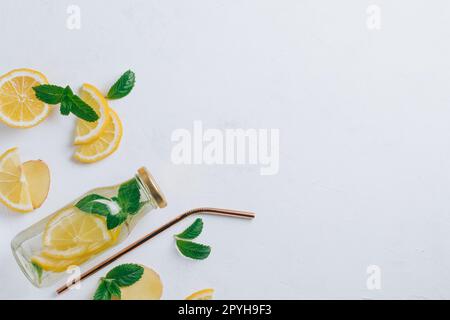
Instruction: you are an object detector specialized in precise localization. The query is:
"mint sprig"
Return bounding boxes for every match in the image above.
[32,70,136,121]
[75,179,143,230]
[174,218,211,260]
[33,84,99,122]
[93,264,144,300]
[107,70,135,100]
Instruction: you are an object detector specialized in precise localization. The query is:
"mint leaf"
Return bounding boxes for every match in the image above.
[117,179,141,215]
[59,86,73,115]
[69,94,99,122]
[33,85,65,104]
[105,263,144,287]
[93,264,144,300]
[176,240,211,260]
[93,280,111,300]
[32,262,43,284]
[75,194,111,216]
[176,218,203,240]
[106,210,128,230]
[106,281,122,299]
[63,85,73,96]
[60,96,72,115]
[107,70,135,100]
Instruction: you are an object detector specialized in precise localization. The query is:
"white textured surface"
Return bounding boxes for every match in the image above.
[1,0,450,299]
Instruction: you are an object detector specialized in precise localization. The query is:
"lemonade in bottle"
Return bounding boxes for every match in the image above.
[11,167,167,288]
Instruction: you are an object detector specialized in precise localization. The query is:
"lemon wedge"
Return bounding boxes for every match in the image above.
[22,160,50,209]
[0,148,33,212]
[74,83,110,144]
[185,288,214,300]
[0,68,50,128]
[74,108,122,163]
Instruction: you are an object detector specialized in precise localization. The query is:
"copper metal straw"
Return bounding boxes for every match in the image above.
[56,207,255,294]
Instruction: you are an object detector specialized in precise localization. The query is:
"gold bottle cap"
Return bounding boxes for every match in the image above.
[137,167,167,208]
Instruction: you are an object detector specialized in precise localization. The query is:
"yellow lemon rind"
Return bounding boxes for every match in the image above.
[0,147,33,212]
[73,108,123,163]
[73,83,111,145]
[0,68,50,129]
[185,288,215,300]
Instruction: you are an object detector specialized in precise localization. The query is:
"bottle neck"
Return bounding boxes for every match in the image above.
[135,175,158,210]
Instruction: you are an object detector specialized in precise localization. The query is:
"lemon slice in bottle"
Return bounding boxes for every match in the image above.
[42,207,113,260]
[33,227,120,273]
[31,254,89,273]
[74,83,110,144]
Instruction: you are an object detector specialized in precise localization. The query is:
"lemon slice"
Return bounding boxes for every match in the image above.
[185,288,214,300]
[74,108,123,163]
[31,254,88,273]
[0,68,50,128]
[0,148,33,212]
[22,160,51,209]
[74,83,110,144]
[32,235,117,273]
[33,227,120,273]
[42,207,113,259]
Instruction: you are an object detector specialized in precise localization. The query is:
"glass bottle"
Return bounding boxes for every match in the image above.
[11,167,167,288]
